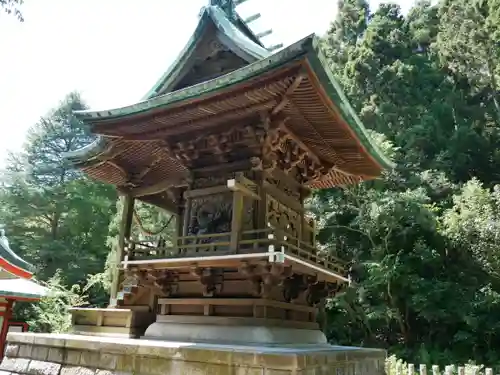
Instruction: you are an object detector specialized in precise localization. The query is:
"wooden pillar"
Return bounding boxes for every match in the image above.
[230,191,244,252]
[254,171,268,231]
[182,197,192,237]
[182,177,194,239]
[299,188,307,243]
[0,299,12,361]
[109,194,135,306]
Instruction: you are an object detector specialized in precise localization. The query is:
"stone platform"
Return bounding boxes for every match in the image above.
[0,332,385,375]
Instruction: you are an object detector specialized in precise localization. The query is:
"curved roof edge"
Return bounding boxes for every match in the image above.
[307,38,395,171]
[142,5,270,100]
[0,235,34,278]
[0,278,48,300]
[69,34,394,173]
[63,137,107,165]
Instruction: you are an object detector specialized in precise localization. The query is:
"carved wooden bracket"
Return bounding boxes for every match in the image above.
[239,262,293,299]
[305,277,343,307]
[147,270,179,297]
[190,266,223,297]
[282,273,307,302]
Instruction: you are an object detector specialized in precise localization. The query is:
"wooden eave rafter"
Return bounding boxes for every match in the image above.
[116,100,277,141]
[270,73,306,116]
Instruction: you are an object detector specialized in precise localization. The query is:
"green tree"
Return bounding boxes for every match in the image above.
[318,0,500,365]
[0,93,116,290]
[1,0,23,21]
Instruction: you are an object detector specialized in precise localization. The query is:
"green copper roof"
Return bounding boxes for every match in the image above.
[142,4,270,100]
[0,229,33,275]
[68,35,393,171]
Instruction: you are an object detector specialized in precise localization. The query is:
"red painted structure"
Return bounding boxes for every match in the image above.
[0,229,47,360]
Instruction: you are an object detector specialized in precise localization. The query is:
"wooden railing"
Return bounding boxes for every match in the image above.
[124,227,345,274]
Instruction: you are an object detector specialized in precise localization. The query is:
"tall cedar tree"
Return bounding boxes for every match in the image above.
[319,0,500,366]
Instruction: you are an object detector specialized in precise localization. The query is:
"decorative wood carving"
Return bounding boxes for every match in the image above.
[265,173,301,201]
[188,193,233,236]
[304,276,343,307]
[147,270,179,297]
[121,268,180,298]
[168,124,252,167]
[190,266,223,297]
[282,274,307,302]
[122,268,145,287]
[239,262,293,299]
[250,115,338,186]
[267,196,300,238]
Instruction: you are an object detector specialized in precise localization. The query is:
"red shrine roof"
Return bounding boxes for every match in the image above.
[0,230,47,300]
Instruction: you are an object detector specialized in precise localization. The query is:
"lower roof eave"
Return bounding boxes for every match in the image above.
[67,34,394,175]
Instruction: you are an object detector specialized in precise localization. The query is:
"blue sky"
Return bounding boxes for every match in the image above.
[0,0,413,167]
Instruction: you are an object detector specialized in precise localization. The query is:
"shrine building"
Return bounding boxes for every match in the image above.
[64,0,393,345]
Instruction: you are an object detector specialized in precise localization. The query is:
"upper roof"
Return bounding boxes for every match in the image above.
[142,3,270,100]
[0,229,33,279]
[65,34,394,199]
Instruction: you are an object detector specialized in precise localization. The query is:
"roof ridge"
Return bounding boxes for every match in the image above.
[141,4,270,100]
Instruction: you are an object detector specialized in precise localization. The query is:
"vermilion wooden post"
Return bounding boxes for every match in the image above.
[0,300,13,361]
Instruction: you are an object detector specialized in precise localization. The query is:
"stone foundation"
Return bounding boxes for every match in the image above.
[143,321,328,345]
[0,332,386,375]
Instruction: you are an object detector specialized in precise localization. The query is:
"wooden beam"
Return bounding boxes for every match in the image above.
[263,181,303,213]
[183,185,229,199]
[256,29,272,39]
[127,178,185,198]
[227,177,260,201]
[193,160,251,176]
[268,168,311,197]
[271,74,306,116]
[268,44,284,52]
[244,13,261,23]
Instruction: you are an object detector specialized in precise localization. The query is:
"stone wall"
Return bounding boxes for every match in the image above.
[0,332,386,375]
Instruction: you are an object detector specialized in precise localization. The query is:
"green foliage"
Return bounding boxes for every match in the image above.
[14,271,88,334]
[0,93,116,326]
[320,0,500,366]
[0,93,117,288]
[27,272,86,333]
[0,0,23,21]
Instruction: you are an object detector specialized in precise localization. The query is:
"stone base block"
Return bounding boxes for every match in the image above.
[144,321,328,345]
[1,332,386,375]
[69,307,155,338]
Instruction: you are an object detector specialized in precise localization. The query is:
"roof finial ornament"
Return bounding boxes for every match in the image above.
[209,0,237,20]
